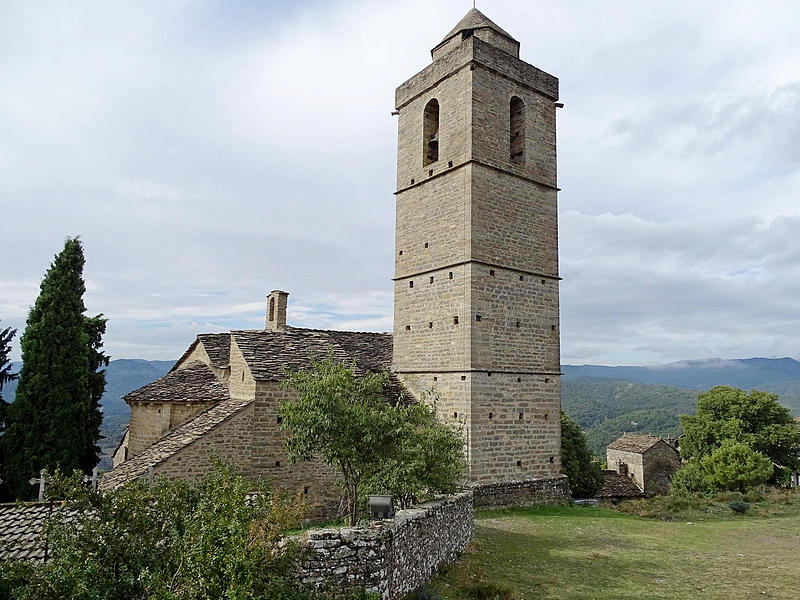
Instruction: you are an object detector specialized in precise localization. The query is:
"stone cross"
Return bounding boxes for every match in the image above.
[83,466,102,491]
[29,469,47,502]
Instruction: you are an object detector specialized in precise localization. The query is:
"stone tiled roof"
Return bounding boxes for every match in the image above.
[125,362,229,404]
[441,8,516,44]
[596,471,644,499]
[232,327,391,380]
[607,433,664,454]
[232,327,410,403]
[100,396,253,491]
[171,333,231,372]
[0,502,80,561]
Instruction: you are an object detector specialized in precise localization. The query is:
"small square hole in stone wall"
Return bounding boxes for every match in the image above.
[276,416,283,425]
[549,456,555,463]
[429,276,434,284]
[453,316,459,324]
[303,486,310,495]
[409,281,414,288]
[449,272,453,279]
[448,160,453,168]
[424,242,429,248]
[517,460,522,467]
[399,250,403,255]
[517,377,521,382]
[428,169,433,176]
[461,375,466,381]
[275,461,281,468]
[405,325,411,331]
[453,411,458,418]
[551,324,557,331]
[541,279,546,284]
[433,376,438,381]
[476,314,482,322]
[489,412,494,419]
[428,322,433,328]
[516,320,520,328]
[545,378,550,383]
[487,372,492,377]
[544,412,549,421]
[519,412,524,420]
[489,269,495,276]
[519,275,524,281]
[410,178,415,185]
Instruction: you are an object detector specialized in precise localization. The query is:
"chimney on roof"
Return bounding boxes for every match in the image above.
[266,290,289,331]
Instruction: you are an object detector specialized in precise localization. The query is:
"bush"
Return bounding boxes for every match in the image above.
[670,461,713,495]
[702,441,773,493]
[462,582,514,600]
[560,411,603,497]
[729,500,751,514]
[6,461,314,600]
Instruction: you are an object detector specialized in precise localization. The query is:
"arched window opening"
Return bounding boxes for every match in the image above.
[423,98,440,166]
[268,297,275,323]
[510,96,525,163]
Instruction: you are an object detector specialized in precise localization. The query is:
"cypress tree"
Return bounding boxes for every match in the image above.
[0,322,18,500]
[2,238,108,499]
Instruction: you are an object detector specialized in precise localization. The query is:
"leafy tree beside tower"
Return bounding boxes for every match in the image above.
[1,237,108,499]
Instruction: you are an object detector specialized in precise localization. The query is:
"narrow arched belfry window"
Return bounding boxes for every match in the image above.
[510,96,525,163]
[268,297,275,323]
[423,98,440,166]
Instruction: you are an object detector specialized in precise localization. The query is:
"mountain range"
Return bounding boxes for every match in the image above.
[3,356,798,465]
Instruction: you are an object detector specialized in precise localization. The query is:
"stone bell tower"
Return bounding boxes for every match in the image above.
[392,9,565,495]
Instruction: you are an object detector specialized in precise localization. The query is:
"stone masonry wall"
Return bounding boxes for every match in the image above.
[606,449,645,491]
[471,475,569,509]
[295,492,474,600]
[642,442,681,496]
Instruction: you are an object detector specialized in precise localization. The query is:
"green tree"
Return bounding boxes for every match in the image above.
[0,322,18,501]
[669,461,713,495]
[700,440,773,493]
[560,411,603,497]
[280,353,464,523]
[1,461,319,600]
[2,238,108,499]
[680,386,800,471]
[363,391,465,509]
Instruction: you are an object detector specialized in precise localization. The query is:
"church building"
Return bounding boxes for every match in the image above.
[105,8,568,507]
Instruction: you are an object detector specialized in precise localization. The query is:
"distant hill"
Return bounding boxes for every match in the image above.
[562,357,800,457]
[3,359,174,468]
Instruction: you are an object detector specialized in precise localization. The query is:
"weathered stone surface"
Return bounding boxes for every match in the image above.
[294,492,474,600]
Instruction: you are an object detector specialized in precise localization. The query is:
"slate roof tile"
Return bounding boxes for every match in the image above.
[0,502,80,562]
[596,470,644,499]
[125,362,229,405]
[607,433,664,453]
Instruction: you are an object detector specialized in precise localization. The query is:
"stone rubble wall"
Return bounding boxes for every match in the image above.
[294,491,474,599]
[471,475,569,509]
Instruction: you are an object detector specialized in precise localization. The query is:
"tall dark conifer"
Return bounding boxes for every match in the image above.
[2,238,108,499]
[0,322,18,500]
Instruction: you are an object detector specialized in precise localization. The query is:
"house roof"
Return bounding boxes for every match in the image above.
[124,362,230,405]
[440,8,517,45]
[607,433,665,454]
[0,502,80,561]
[99,396,253,491]
[232,327,393,381]
[596,470,644,499]
[171,333,231,372]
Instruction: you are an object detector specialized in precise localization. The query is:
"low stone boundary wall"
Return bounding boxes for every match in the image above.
[294,491,473,599]
[471,475,569,509]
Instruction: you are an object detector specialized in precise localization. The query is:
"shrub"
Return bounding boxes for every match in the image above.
[729,500,751,514]
[462,582,515,600]
[701,441,773,493]
[560,411,603,497]
[670,461,713,495]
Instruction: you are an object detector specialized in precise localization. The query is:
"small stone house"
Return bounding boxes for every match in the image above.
[606,433,681,496]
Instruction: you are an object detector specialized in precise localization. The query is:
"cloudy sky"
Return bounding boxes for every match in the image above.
[1,0,798,366]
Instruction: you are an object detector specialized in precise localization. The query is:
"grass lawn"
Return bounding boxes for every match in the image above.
[429,494,800,600]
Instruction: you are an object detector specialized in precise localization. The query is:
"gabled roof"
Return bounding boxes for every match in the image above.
[441,8,517,45]
[607,433,665,454]
[596,470,644,499]
[0,502,80,561]
[99,396,253,491]
[232,327,392,381]
[172,333,231,372]
[125,362,229,405]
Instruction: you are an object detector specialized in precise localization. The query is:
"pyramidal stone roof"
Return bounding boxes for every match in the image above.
[441,8,517,45]
[0,502,81,561]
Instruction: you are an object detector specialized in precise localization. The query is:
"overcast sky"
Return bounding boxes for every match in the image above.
[1,0,798,366]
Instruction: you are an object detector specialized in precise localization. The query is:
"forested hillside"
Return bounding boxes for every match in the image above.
[561,378,698,455]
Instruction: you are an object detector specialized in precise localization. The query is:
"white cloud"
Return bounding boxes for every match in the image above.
[1,0,799,365]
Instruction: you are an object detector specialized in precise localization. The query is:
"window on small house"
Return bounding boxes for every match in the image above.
[619,462,628,476]
[423,98,440,166]
[510,96,525,163]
